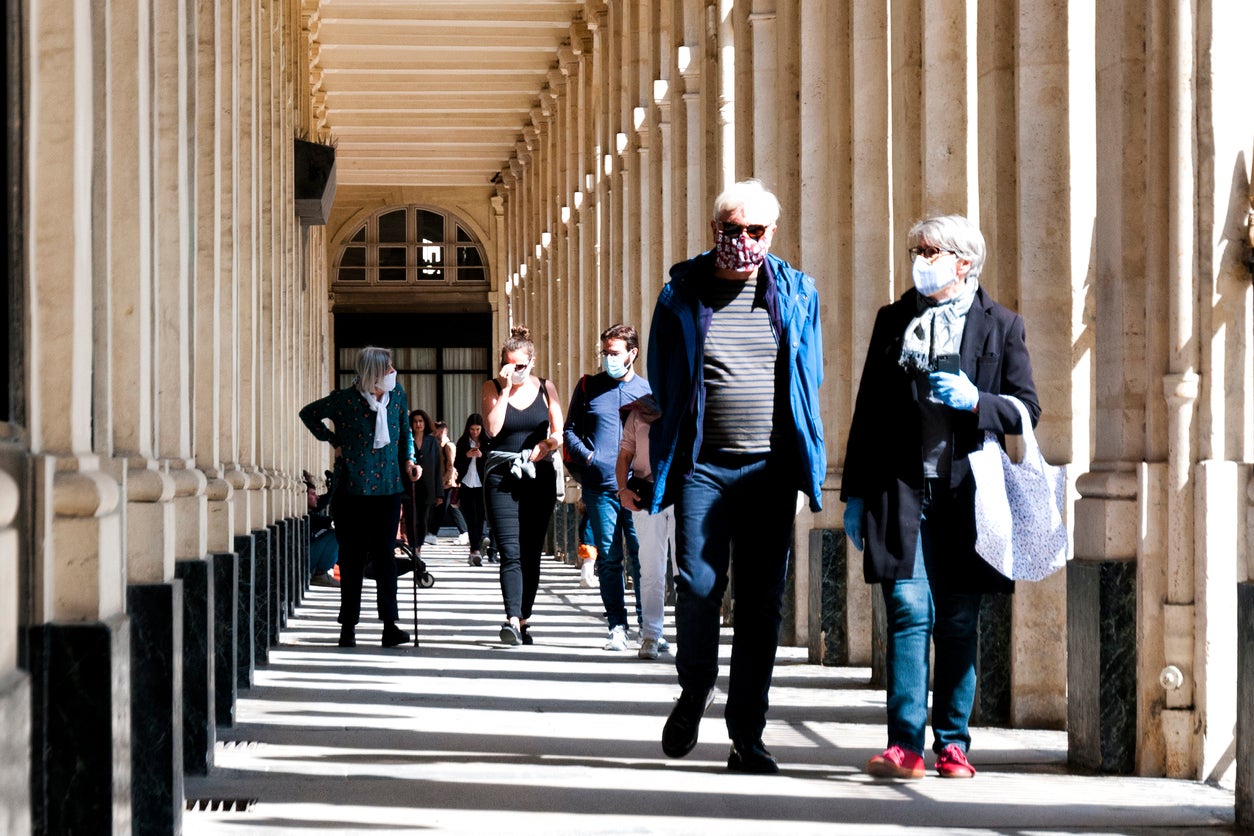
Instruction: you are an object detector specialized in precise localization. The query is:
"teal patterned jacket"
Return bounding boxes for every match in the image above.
[300,384,415,496]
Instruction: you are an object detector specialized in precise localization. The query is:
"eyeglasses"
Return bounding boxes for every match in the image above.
[908,245,955,261]
[720,221,770,241]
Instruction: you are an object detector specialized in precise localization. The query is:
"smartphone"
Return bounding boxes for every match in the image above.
[933,353,960,374]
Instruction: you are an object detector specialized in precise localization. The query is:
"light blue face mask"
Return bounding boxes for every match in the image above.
[911,254,957,297]
[603,352,630,379]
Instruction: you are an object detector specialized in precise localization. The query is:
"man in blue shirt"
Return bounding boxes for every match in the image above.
[648,179,826,773]
[564,324,653,651]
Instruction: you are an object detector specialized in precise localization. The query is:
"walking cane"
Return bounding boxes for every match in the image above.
[410,479,419,646]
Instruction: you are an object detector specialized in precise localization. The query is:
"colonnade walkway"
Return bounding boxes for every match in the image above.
[184,539,1237,835]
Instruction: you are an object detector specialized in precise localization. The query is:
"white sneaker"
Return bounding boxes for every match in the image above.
[603,625,628,651]
[455,532,469,546]
[638,638,660,660]
[579,559,597,588]
[657,637,670,653]
[423,534,438,546]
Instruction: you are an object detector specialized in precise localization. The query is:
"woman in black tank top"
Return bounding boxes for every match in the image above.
[481,326,565,646]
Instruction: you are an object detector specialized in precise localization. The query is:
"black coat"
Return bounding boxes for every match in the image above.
[840,285,1040,594]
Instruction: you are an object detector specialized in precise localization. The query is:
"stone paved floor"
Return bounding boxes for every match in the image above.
[184,538,1238,835]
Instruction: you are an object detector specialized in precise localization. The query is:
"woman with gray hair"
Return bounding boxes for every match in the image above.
[301,346,420,648]
[841,214,1040,780]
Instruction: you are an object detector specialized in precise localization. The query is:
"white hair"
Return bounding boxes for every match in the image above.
[908,214,987,280]
[712,179,781,225]
[355,346,393,393]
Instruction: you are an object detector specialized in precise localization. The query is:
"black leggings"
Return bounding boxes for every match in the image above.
[484,462,556,620]
[333,492,402,626]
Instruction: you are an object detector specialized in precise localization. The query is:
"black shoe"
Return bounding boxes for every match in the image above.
[727,739,779,774]
[499,623,521,645]
[381,623,409,648]
[661,688,715,758]
[520,626,533,645]
[337,626,356,648]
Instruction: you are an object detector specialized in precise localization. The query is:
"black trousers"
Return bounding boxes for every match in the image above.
[334,492,402,625]
[459,485,487,552]
[483,461,556,620]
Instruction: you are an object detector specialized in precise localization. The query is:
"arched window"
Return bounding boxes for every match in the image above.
[333,206,487,286]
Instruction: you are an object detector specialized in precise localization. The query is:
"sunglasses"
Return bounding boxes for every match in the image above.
[720,221,769,241]
[512,363,529,371]
[908,245,955,261]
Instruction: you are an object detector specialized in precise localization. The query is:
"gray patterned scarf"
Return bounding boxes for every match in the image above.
[898,278,979,374]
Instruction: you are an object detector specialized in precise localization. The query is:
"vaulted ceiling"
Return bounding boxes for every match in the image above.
[308,0,589,189]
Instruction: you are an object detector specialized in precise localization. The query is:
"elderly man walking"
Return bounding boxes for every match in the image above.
[647,179,826,773]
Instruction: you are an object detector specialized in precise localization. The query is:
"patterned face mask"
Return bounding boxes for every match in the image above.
[714,228,768,272]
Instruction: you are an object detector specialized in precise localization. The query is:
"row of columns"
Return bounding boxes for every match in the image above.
[488,0,1254,787]
[5,0,333,831]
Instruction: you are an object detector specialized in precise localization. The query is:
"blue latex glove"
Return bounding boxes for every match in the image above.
[843,498,865,552]
[928,370,979,411]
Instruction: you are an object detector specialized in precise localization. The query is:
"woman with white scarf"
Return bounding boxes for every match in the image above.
[301,346,420,649]
[841,215,1040,781]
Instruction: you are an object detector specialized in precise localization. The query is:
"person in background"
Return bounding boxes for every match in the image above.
[454,412,489,566]
[305,472,339,588]
[481,326,564,646]
[299,346,419,648]
[431,420,470,545]
[842,214,1039,781]
[405,409,441,554]
[616,393,675,660]
[563,324,652,651]
[648,179,826,773]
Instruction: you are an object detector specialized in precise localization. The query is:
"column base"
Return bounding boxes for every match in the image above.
[26,616,132,835]
[1237,582,1253,828]
[1068,560,1137,773]
[174,558,214,774]
[0,669,31,836]
[127,582,184,836]
[213,552,239,727]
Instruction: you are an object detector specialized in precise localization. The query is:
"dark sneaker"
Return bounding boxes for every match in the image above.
[337,626,356,648]
[381,623,410,648]
[935,744,976,778]
[867,745,925,779]
[661,688,715,758]
[499,623,521,645]
[520,626,533,645]
[727,739,779,774]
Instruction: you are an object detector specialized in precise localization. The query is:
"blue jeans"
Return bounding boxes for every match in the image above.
[587,486,641,629]
[881,496,982,755]
[674,452,797,743]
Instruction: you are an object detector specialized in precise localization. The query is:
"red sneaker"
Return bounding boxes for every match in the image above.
[935,744,976,778]
[866,745,925,779]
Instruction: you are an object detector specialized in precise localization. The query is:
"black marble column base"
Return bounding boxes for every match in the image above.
[26,615,132,835]
[975,593,1012,727]
[174,558,214,775]
[127,582,184,836]
[1237,582,1253,829]
[233,534,256,688]
[1067,560,1137,773]
[819,528,849,665]
[213,551,239,727]
[0,667,31,834]
[251,526,273,661]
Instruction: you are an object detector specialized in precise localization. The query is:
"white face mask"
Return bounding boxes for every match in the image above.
[379,370,397,392]
[510,360,533,385]
[911,254,957,297]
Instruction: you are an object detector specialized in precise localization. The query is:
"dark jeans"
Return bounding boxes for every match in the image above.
[674,451,797,742]
[459,485,486,552]
[429,486,468,534]
[484,460,557,621]
[881,482,982,755]
[333,492,402,626]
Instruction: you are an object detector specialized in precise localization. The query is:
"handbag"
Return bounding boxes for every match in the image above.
[970,395,1069,581]
[625,474,654,508]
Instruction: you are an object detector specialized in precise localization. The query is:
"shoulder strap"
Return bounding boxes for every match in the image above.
[539,378,549,406]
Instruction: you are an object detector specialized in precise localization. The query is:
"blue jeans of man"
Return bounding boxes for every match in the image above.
[674,451,797,743]
[587,485,641,630]
[881,489,983,755]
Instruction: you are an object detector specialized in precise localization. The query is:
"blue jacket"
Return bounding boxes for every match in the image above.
[563,371,653,491]
[646,251,826,513]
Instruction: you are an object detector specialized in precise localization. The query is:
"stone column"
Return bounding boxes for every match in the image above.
[1016,0,1093,734]
[748,2,778,190]
[0,467,30,835]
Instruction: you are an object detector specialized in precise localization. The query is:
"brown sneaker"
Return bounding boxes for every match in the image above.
[867,745,925,779]
[935,744,976,778]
